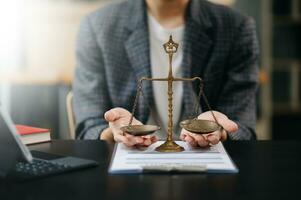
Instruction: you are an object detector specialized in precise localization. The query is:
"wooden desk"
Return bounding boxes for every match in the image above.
[0,140,300,200]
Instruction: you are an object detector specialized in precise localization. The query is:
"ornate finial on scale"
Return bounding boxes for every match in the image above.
[163,35,178,77]
[163,35,179,54]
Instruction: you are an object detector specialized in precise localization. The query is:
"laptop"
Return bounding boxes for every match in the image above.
[0,107,98,180]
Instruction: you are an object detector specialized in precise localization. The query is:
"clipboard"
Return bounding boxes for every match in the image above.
[108,141,238,174]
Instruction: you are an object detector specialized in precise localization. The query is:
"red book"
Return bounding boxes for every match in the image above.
[15,125,51,145]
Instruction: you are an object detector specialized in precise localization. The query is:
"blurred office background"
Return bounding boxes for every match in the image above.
[0,0,300,140]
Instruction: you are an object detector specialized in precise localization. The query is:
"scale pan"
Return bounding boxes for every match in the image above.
[180,119,221,134]
[120,125,160,136]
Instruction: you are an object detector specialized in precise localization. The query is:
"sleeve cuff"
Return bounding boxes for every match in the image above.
[75,118,108,140]
[82,124,108,140]
[227,121,257,140]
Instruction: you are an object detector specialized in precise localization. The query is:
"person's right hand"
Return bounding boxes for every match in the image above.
[104,107,158,147]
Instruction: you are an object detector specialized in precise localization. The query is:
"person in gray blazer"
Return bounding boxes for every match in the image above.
[73,0,259,147]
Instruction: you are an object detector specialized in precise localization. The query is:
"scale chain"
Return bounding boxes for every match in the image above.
[201,92,220,127]
[188,81,203,120]
[128,82,142,126]
[188,79,222,132]
[140,86,164,131]
[128,80,163,130]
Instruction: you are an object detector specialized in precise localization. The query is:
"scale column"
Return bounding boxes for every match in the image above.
[167,75,173,142]
[155,35,184,152]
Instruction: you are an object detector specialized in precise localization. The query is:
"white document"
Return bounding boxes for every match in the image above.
[109,141,238,174]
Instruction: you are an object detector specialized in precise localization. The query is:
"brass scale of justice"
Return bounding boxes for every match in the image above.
[121,36,223,153]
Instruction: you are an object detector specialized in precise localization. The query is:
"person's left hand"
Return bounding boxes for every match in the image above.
[180,111,238,147]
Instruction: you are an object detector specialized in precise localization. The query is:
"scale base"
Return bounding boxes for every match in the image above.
[155,140,184,152]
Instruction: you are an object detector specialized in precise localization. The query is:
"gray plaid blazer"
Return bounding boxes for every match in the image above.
[73,0,259,140]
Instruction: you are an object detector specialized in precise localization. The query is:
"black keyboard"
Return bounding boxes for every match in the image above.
[10,151,98,180]
[15,159,72,177]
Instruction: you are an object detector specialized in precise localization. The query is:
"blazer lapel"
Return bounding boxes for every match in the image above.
[124,0,152,123]
[181,0,213,119]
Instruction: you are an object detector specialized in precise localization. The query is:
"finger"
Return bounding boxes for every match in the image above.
[141,135,159,146]
[180,134,187,141]
[180,132,187,141]
[105,107,132,122]
[114,131,138,147]
[141,135,152,139]
[113,133,133,146]
[141,134,157,140]
[104,109,121,122]
[184,134,198,147]
[220,128,228,141]
[125,134,144,145]
[188,133,209,147]
[150,135,159,143]
[132,136,150,146]
[133,135,157,147]
[197,135,209,147]
[206,133,220,145]
[180,128,191,140]
[219,119,238,133]
[181,129,198,146]
[142,138,152,146]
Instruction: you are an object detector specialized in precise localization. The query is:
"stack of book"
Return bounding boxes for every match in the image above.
[15,125,51,145]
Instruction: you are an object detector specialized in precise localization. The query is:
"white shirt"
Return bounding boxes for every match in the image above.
[147,13,185,139]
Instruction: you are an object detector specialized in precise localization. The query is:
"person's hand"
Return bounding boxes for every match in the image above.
[104,107,158,147]
[180,111,238,147]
